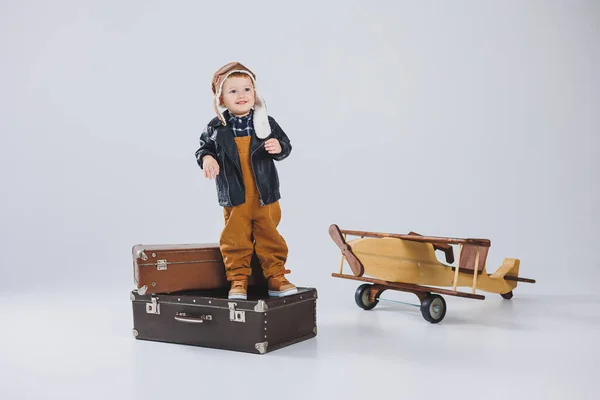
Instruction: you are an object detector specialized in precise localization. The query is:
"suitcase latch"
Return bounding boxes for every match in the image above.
[156,260,168,270]
[228,302,245,323]
[146,297,160,314]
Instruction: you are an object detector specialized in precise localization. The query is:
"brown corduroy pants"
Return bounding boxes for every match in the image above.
[219,135,288,281]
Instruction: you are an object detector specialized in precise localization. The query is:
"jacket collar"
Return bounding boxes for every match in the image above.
[210,110,268,154]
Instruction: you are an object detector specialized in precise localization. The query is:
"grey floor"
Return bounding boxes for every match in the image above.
[1,282,598,400]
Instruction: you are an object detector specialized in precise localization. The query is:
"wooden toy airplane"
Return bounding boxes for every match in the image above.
[329,224,535,323]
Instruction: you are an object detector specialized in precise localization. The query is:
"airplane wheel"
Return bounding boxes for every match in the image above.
[420,294,446,323]
[501,291,513,300]
[355,284,378,310]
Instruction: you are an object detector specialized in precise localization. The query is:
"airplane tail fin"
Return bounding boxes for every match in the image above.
[489,258,520,280]
[489,258,521,293]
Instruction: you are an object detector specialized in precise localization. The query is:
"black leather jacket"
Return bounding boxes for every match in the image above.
[195,112,292,207]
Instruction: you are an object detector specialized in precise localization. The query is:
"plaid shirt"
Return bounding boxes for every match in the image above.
[228,110,254,137]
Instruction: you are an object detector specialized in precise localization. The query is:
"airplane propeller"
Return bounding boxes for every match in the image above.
[328,224,365,277]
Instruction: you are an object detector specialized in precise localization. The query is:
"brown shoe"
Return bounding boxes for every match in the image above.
[228,279,248,300]
[268,271,298,297]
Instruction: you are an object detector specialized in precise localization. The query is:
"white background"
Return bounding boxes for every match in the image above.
[1,1,598,399]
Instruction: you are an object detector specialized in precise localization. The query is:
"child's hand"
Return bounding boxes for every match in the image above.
[265,138,282,154]
[202,155,220,180]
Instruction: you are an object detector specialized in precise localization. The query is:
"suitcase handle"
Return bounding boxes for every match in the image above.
[174,312,212,324]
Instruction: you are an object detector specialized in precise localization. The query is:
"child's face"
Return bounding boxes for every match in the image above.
[221,75,256,117]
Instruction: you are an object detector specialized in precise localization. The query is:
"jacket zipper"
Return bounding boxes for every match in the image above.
[221,153,233,206]
[212,128,234,207]
[250,145,264,206]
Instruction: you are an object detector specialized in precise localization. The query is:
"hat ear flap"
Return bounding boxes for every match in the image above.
[252,93,271,139]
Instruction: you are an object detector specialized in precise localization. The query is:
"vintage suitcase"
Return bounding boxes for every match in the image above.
[132,243,265,295]
[130,286,317,354]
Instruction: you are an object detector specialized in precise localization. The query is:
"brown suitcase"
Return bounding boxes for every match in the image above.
[130,287,317,354]
[132,243,265,295]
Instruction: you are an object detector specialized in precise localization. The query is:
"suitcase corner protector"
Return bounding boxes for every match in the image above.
[135,285,148,296]
[255,341,268,354]
[254,300,268,312]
